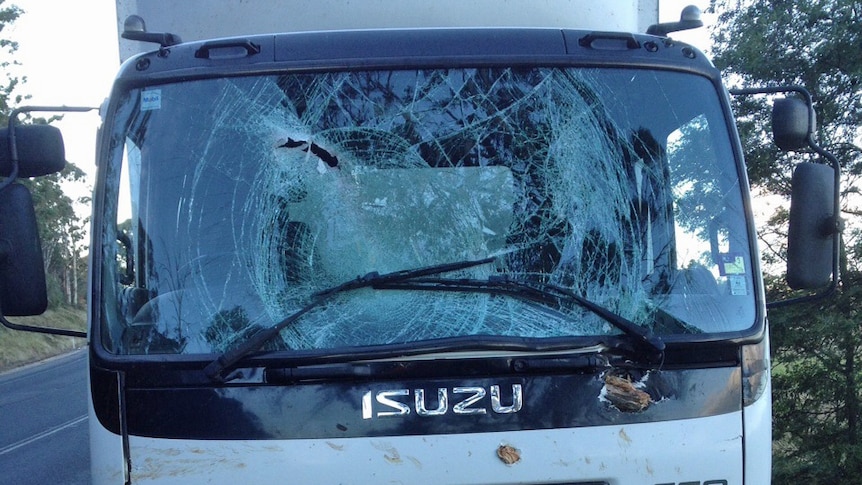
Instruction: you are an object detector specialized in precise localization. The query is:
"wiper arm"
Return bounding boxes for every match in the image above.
[203,257,495,381]
[374,276,665,361]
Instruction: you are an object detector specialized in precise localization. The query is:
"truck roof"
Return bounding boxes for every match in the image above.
[116,0,660,62]
[115,28,715,85]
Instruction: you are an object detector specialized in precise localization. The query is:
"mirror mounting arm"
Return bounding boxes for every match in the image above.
[0,313,87,338]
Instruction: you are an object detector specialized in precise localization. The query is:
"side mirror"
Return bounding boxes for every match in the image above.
[0,108,93,336]
[772,97,814,151]
[787,162,837,289]
[731,86,840,305]
[0,183,48,315]
[0,124,67,177]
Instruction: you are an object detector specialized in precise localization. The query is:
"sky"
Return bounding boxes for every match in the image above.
[2,0,712,217]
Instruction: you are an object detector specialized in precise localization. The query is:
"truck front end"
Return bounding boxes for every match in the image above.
[89,28,769,484]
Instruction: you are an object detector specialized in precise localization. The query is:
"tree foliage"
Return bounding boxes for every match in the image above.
[768,273,862,481]
[711,1,862,482]
[18,163,89,307]
[0,0,24,115]
[712,0,862,229]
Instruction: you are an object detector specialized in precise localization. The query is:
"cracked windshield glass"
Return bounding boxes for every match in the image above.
[101,67,755,355]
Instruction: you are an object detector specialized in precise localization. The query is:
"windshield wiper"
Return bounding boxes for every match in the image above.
[373,276,665,361]
[203,257,495,381]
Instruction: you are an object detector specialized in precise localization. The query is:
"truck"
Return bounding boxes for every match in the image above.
[0,1,842,483]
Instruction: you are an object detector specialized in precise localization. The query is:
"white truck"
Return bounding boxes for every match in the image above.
[0,1,842,483]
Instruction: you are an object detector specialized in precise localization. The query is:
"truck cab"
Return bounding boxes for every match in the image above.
[85,18,767,483]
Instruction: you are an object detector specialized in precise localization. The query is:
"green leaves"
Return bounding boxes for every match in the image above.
[769,288,862,482]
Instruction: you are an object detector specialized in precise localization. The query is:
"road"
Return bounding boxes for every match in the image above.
[0,349,90,485]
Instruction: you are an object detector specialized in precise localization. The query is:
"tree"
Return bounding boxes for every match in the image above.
[19,163,89,307]
[0,1,24,115]
[710,0,862,482]
[711,0,862,219]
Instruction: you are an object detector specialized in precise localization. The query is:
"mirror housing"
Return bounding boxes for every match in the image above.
[772,97,814,151]
[787,162,837,289]
[0,124,66,178]
[0,183,48,316]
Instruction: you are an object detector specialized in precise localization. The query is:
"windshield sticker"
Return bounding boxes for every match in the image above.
[718,253,745,276]
[729,275,747,296]
[141,90,161,111]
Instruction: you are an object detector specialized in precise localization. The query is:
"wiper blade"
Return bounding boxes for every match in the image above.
[311,257,496,299]
[374,276,665,361]
[203,257,495,381]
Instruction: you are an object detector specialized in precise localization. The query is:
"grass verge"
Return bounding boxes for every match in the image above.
[0,306,87,373]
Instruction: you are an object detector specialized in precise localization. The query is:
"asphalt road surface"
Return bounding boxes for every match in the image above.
[0,349,90,485]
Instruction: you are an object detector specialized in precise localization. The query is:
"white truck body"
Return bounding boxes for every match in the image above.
[92,414,746,483]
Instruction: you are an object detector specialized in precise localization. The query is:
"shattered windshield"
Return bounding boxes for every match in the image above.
[100,67,756,356]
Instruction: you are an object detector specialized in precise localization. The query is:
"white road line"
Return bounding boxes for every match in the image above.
[0,414,88,456]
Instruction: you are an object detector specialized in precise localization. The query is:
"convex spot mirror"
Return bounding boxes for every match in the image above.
[772,97,814,152]
[0,124,67,177]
